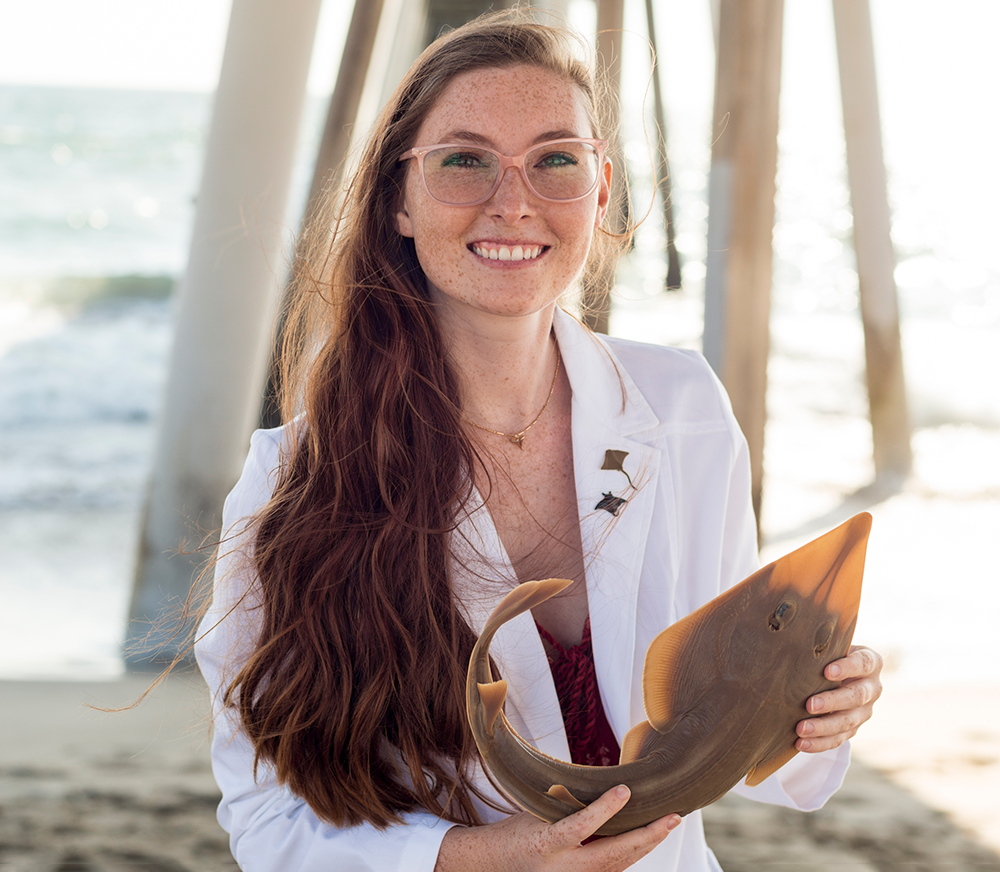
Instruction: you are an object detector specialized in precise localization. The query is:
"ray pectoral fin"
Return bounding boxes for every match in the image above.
[620,719,660,765]
[642,612,713,731]
[744,745,800,787]
[477,680,508,738]
[546,784,587,810]
[766,512,871,629]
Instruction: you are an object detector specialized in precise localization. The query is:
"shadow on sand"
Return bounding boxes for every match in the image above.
[704,756,1000,871]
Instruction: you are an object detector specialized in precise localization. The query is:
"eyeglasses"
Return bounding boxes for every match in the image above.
[399,138,608,206]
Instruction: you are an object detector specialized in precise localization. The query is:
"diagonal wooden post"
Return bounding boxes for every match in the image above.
[832,0,911,483]
[703,0,785,526]
[304,0,387,229]
[582,0,627,334]
[261,0,388,430]
[645,0,682,291]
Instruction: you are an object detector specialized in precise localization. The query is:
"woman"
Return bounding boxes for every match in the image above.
[195,11,883,872]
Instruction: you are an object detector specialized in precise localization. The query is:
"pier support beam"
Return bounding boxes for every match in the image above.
[645,0,682,291]
[128,0,323,664]
[582,0,627,334]
[261,0,389,430]
[703,0,785,524]
[833,0,911,482]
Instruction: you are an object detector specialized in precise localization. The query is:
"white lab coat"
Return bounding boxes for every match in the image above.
[196,308,850,871]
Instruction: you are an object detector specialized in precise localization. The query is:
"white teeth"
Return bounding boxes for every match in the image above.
[473,244,542,262]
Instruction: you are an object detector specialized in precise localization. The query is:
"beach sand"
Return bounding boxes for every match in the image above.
[3,676,999,870]
[704,682,1000,871]
[0,672,236,872]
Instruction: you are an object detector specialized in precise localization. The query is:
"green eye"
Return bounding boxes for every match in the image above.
[439,151,487,169]
[536,151,578,168]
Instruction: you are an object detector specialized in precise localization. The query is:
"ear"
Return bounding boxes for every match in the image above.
[395,197,415,238]
[595,158,613,227]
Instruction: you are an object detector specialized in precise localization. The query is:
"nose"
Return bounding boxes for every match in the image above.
[486,165,536,223]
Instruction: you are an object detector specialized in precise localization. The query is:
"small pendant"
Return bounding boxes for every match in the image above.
[510,434,526,450]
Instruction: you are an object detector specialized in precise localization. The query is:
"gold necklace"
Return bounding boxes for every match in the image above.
[468,350,561,450]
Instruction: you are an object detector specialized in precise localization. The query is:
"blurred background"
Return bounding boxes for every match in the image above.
[1,1,999,868]
[2,0,997,683]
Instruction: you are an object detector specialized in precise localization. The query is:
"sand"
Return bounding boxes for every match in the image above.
[704,682,1000,871]
[0,672,236,872]
[1,670,997,871]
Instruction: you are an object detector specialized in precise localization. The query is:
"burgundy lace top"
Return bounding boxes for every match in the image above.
[535,617,621,767]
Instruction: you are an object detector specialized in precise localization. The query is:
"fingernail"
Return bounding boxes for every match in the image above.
[616,785,630,800]
[828,663,842,679]
[800,720,814,736]
[798,738,812,751]
[666,815,681,831]
[811,696,825,713]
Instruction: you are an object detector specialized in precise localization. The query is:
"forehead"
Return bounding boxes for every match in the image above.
[414,64,594,148]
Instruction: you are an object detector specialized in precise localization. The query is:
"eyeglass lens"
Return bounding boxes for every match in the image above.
[421,141,601,205]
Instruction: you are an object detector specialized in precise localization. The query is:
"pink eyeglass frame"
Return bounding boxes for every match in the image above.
[398,137,609,206]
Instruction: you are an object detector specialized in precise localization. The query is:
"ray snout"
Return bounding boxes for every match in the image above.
[765,512,872,630]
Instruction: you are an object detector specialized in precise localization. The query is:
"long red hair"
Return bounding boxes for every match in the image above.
[224,11,614,828]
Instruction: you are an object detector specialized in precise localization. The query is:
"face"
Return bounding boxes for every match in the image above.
[395,64,611,324]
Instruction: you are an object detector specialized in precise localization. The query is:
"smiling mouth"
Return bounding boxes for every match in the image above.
[470,243,546,262]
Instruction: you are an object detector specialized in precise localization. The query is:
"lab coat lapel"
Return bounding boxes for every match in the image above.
[453,310,665,758]
[553,310,663,742]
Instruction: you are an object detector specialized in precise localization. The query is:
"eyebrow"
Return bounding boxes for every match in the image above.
[439,129,586,148]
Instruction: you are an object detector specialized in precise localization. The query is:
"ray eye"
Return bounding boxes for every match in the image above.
[813,621,835,657]
[768,601,797,631]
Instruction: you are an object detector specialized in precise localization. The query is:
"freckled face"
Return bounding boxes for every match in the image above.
[395,64,611,321]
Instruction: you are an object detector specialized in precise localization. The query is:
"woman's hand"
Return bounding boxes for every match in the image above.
[796,645,884,753]
[435,785,680,872]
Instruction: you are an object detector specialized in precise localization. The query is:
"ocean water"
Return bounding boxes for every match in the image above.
[1,2,998,681]
[0,83,327,513]
[0,86,208,278]
[0,84,324,678]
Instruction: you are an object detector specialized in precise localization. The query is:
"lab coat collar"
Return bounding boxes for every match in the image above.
[455,308,664,758]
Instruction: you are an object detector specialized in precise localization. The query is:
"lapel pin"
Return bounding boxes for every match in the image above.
[596,449,635,515]
[596,492,628,516]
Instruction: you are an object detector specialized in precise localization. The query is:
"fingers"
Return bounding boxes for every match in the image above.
[809,646,884,716]
[796,645,884,753]
[589,812,681,870]
[549,784,633,844]
[807,673,882,717]
[797,684,880,752]
[448,790,681,872]
[541,786,680,870]
[824,646,883,682]
[795,707,866,752]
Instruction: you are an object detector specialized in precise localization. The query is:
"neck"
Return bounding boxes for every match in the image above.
[436,304,561,436]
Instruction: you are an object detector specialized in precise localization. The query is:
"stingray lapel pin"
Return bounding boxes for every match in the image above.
[596,449,633,516]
